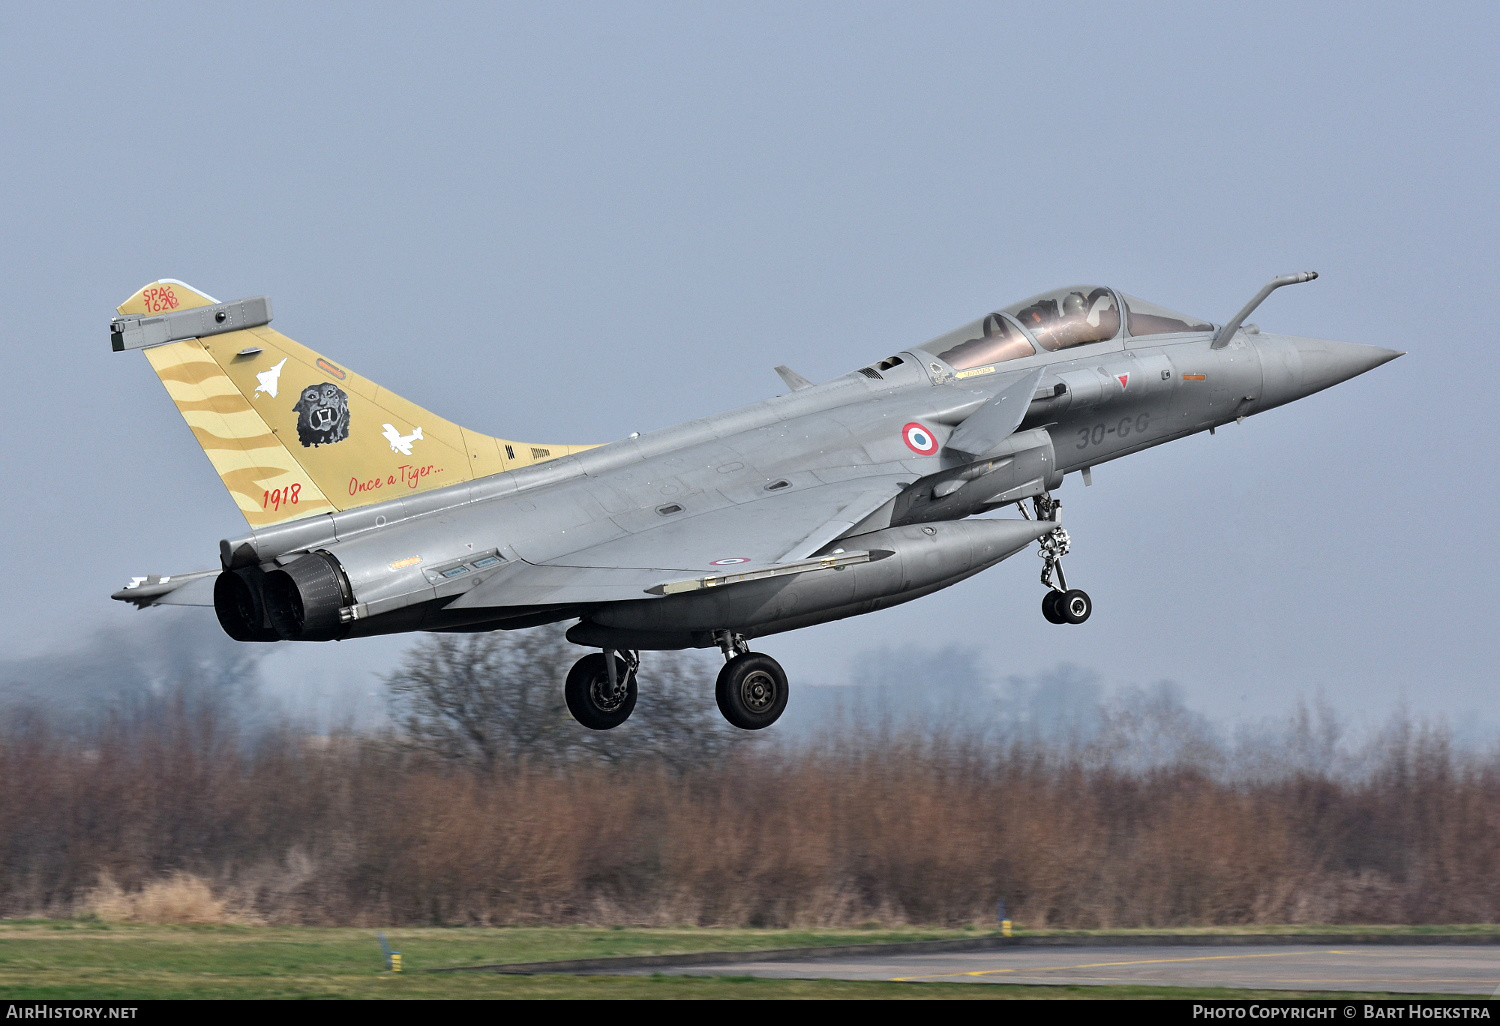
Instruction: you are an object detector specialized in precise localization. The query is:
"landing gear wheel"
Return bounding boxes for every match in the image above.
[715,653,788,730]
[565,652,637,730]
[1041,590,1067,624]
[1060,589,1092,625]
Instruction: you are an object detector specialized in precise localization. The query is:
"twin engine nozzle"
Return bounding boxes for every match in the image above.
[213,551,353,642]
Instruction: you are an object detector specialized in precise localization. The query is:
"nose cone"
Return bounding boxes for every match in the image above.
[1256,336,1402,413]
[1294,338,1404,394]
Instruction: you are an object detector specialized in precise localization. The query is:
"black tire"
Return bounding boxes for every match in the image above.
[1041,590,1066,624]
[715,653,789,730]
[564,653,637,730]
[1060,589,1092,625]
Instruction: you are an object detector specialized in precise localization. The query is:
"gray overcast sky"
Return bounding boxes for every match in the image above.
[1,2,1495,729]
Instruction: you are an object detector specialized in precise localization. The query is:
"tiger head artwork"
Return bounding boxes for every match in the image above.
[293,382,351,447]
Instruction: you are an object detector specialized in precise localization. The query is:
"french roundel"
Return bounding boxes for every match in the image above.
[902,422,939,455]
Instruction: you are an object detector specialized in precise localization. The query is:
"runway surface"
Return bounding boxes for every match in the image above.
[636,944,1500,994]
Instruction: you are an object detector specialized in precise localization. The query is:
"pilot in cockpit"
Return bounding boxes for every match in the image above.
[1003,285,1121,351]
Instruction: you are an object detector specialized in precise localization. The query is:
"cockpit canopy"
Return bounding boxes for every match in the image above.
[918,286,1214,372]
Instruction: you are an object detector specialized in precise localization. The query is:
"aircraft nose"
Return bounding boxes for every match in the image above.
[1252,337,1402,414]
[1293,338,1404,393]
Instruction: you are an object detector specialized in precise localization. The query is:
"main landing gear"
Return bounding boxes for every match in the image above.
[1025,493,1092,626]
[564,648,639,730]
[562,637,790,731]
[713,631,788,731]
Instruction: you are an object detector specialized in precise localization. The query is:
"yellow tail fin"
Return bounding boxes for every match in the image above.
[117,280,595,529]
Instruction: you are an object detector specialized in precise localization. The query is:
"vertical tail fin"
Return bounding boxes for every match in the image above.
[115,280,595,528]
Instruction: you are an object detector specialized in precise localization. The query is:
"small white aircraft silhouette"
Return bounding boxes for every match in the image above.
[253,358,287,398]
[382,423,423,455]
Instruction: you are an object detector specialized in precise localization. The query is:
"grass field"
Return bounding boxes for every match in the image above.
[0,921,1489,999]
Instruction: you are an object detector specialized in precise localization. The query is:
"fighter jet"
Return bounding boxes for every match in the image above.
[109,274,1399,730]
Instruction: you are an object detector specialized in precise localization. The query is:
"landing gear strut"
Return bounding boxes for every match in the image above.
[1025,493,1092,626]
[713,631,788,730]
[564,648,639,730]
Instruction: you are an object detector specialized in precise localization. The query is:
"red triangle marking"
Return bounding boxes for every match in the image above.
[1116,372,1130,389]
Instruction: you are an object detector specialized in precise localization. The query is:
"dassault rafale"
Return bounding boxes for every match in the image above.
[111,274,1399,730]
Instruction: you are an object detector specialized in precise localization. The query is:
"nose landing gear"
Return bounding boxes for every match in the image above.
[1027,493,1092,626]
[713,631,788,730]
[1043,587,1092,625]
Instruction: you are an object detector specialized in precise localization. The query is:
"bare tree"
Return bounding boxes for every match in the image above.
[0,611,266,736]
[383,624,753,770]
[1085,681,1222,774]
[383,625,574,770]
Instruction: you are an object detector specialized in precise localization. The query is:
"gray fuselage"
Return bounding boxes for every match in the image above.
[217,323,1397,649]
